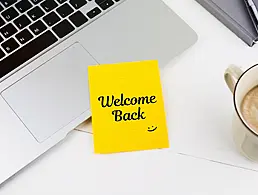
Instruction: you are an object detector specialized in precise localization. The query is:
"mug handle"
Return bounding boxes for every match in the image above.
[224,65,244,93]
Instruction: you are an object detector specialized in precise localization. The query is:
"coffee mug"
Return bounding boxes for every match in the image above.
[225,64,258,162]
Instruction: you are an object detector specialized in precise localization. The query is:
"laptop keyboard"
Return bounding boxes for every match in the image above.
[0,0,122,79]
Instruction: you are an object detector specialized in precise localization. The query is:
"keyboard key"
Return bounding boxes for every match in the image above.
[0,35,3,43]
[27,6,44,21]
[15,0,32,13]
[86,7,101,19]
[30,0,43,4]
[56,3,73,18]
[95,0,113,10]
[95,0,104,3]
[43,11,60,26]
[29,20,46,35]
[0,0,16,7]
[0,48,5,59]
[69,0,86,9]
[69,11,87,27]
[0,31,57,79]
[0,4,4,12]
[52,19,74,38]
[15,29,33,44]
[0,17,5,27]
[14,15,31,29]
[2,37,19,53]
[56,0,66,3]
[2,7,19,21]
[0,23,17,38]
[41,0,57,12]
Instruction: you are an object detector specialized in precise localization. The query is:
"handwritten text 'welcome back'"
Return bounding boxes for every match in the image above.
[98,93,157,122]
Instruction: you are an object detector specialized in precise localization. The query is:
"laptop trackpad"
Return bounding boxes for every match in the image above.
[1,43,97,142]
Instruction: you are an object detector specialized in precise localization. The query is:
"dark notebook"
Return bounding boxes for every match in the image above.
[245,0,258,33]
[196,0,258,46]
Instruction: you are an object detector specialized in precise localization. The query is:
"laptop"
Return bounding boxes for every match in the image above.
[0,0,197,184]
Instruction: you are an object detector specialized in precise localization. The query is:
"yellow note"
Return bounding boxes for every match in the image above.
[88,60,169,154]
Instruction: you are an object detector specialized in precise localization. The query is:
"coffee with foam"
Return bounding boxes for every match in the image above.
[241,86,258,133]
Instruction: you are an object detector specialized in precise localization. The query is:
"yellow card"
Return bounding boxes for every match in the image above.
[88,60,169,154]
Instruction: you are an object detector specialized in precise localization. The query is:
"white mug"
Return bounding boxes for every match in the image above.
[225,64,258,162]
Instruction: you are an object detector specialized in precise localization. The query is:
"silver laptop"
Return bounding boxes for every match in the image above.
[0,0,197,184]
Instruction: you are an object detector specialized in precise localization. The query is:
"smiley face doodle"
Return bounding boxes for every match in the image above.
[148,126,157,132]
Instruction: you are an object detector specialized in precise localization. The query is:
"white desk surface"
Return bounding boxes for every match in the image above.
[3,0,258,194]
